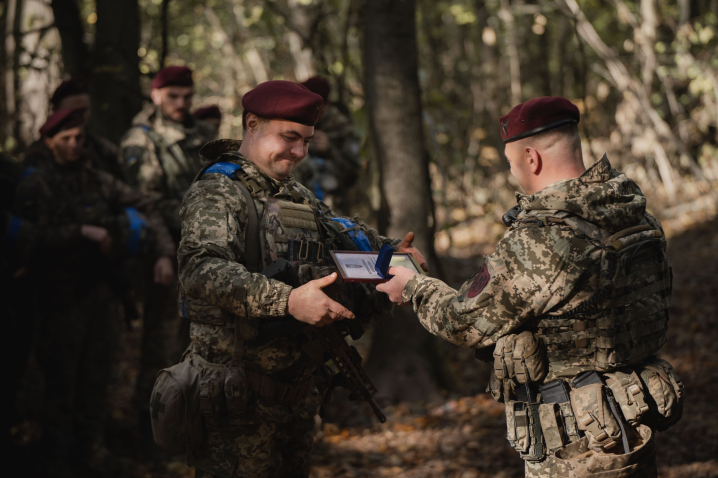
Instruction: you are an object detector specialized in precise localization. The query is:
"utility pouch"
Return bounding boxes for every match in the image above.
[538,380,581,450]
[198,364,226,417]
[636,356,684,431]
[512,331,547,384]
[494,334,516,380]
[507,383,546,462]
[506,400,531,454]
[570,382,622,452]
[603,369,649,426]
[224,366,249,414]
[555,425,656,478]
[487,368,503,403]
[150,355,205,455]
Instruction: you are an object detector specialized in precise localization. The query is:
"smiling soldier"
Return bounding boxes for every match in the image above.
[170,81,426,478]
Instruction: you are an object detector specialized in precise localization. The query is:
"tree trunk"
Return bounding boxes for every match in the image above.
[11,0,24,150]
[51,0,89,78]
[92,0,142,143]
[0,1,7,148]
[363,0,444,403]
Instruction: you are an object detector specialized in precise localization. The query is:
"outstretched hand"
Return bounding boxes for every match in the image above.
[396,232,429,272]
[288,273,356,327]
[376,266,418,305]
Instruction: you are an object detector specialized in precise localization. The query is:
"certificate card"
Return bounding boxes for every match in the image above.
[330,251,424,283]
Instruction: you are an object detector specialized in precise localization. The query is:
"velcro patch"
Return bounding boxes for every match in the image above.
[467,264,490,298]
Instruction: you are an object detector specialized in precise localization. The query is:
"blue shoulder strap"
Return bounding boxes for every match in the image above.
[138,125,151,133]
[124,207,148,258]
[203,161,242,179]
[331,217,373,252]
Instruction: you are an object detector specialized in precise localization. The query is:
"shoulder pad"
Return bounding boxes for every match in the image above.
[203,162,242,179]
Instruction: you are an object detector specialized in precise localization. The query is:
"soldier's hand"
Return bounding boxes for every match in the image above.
[154,256,175,286]
[287,272,356,327]
[81,225,112,255]
[311,130,330,154]
[376,266,418,305]
[396,232,429,272]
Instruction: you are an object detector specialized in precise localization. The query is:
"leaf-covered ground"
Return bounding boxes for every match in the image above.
[10,216,718,477]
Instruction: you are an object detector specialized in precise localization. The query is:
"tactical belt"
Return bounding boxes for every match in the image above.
[246,369,315,403]
[287,239,334,263]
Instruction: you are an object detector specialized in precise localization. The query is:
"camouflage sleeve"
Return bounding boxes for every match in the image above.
[13,174,83,248]
[402,226,585,348]
[98,171,176,258]
[178,175,293,318]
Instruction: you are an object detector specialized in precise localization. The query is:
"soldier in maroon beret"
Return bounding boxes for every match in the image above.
[192,105,222,134]
[15,103,175,475]
[118,64,215,452]
[170,80,428,477]
[377,96,676,477]
[22,78,125,178]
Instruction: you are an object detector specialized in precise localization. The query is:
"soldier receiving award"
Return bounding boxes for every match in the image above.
[150,80,427,478]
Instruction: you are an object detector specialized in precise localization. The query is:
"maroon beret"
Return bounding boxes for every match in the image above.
[500,96,580,143]
[152,66,194,89]
[39,107,87,137]
[193,105,222,121]
[300,76,331,102]
[50,77,88,108]
[242,80,323,126]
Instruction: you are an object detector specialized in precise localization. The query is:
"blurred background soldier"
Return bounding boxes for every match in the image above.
[23,78,125,179]
[118,65,216,449]
[292,76,361,214]
[193,104,222,137]
[13,107,175,477]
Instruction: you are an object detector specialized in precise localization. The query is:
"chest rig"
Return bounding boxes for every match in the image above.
[510,211,672,377]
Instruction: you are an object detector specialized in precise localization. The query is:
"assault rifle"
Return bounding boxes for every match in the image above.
[259,259,386,423]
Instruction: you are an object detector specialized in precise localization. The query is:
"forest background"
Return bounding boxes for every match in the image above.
[2,0,718,477]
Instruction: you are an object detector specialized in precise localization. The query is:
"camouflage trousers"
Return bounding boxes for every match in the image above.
[36,283,121,462]
[191,388,323,478]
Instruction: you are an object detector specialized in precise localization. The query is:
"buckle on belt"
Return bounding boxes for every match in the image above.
[299,240,309,261]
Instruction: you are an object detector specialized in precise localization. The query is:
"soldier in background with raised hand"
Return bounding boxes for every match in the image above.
[378,97,682,478]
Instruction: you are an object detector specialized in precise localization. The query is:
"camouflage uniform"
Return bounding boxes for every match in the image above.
[13,156,174,473]
[177,140,395,477]
[402,155,673,477]
[292,104,360,213]
[119,104,216,417]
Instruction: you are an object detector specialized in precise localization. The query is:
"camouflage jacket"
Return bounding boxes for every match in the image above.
[14,157,175,303]
[119,104,217,237]
[178,140,396,380]
[402,155,663,379]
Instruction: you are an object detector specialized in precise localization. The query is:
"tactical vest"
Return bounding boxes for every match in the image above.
[186,161,371,339]
[140,125,206,200]
[522,213,671,378]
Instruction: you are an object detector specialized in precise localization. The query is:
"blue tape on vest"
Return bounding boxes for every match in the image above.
[21,166,37,180]
[331,217,373,252]
[203,162,242,179]
[5,215,23,250]
[313,182,325,201]
[125,207,148,258]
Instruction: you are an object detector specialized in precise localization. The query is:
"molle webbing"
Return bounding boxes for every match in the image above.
[538,221,671,375]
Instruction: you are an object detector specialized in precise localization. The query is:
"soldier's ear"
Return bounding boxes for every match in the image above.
[526,147,542,175]
[150,88,162,106]
[43,136,54,150]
